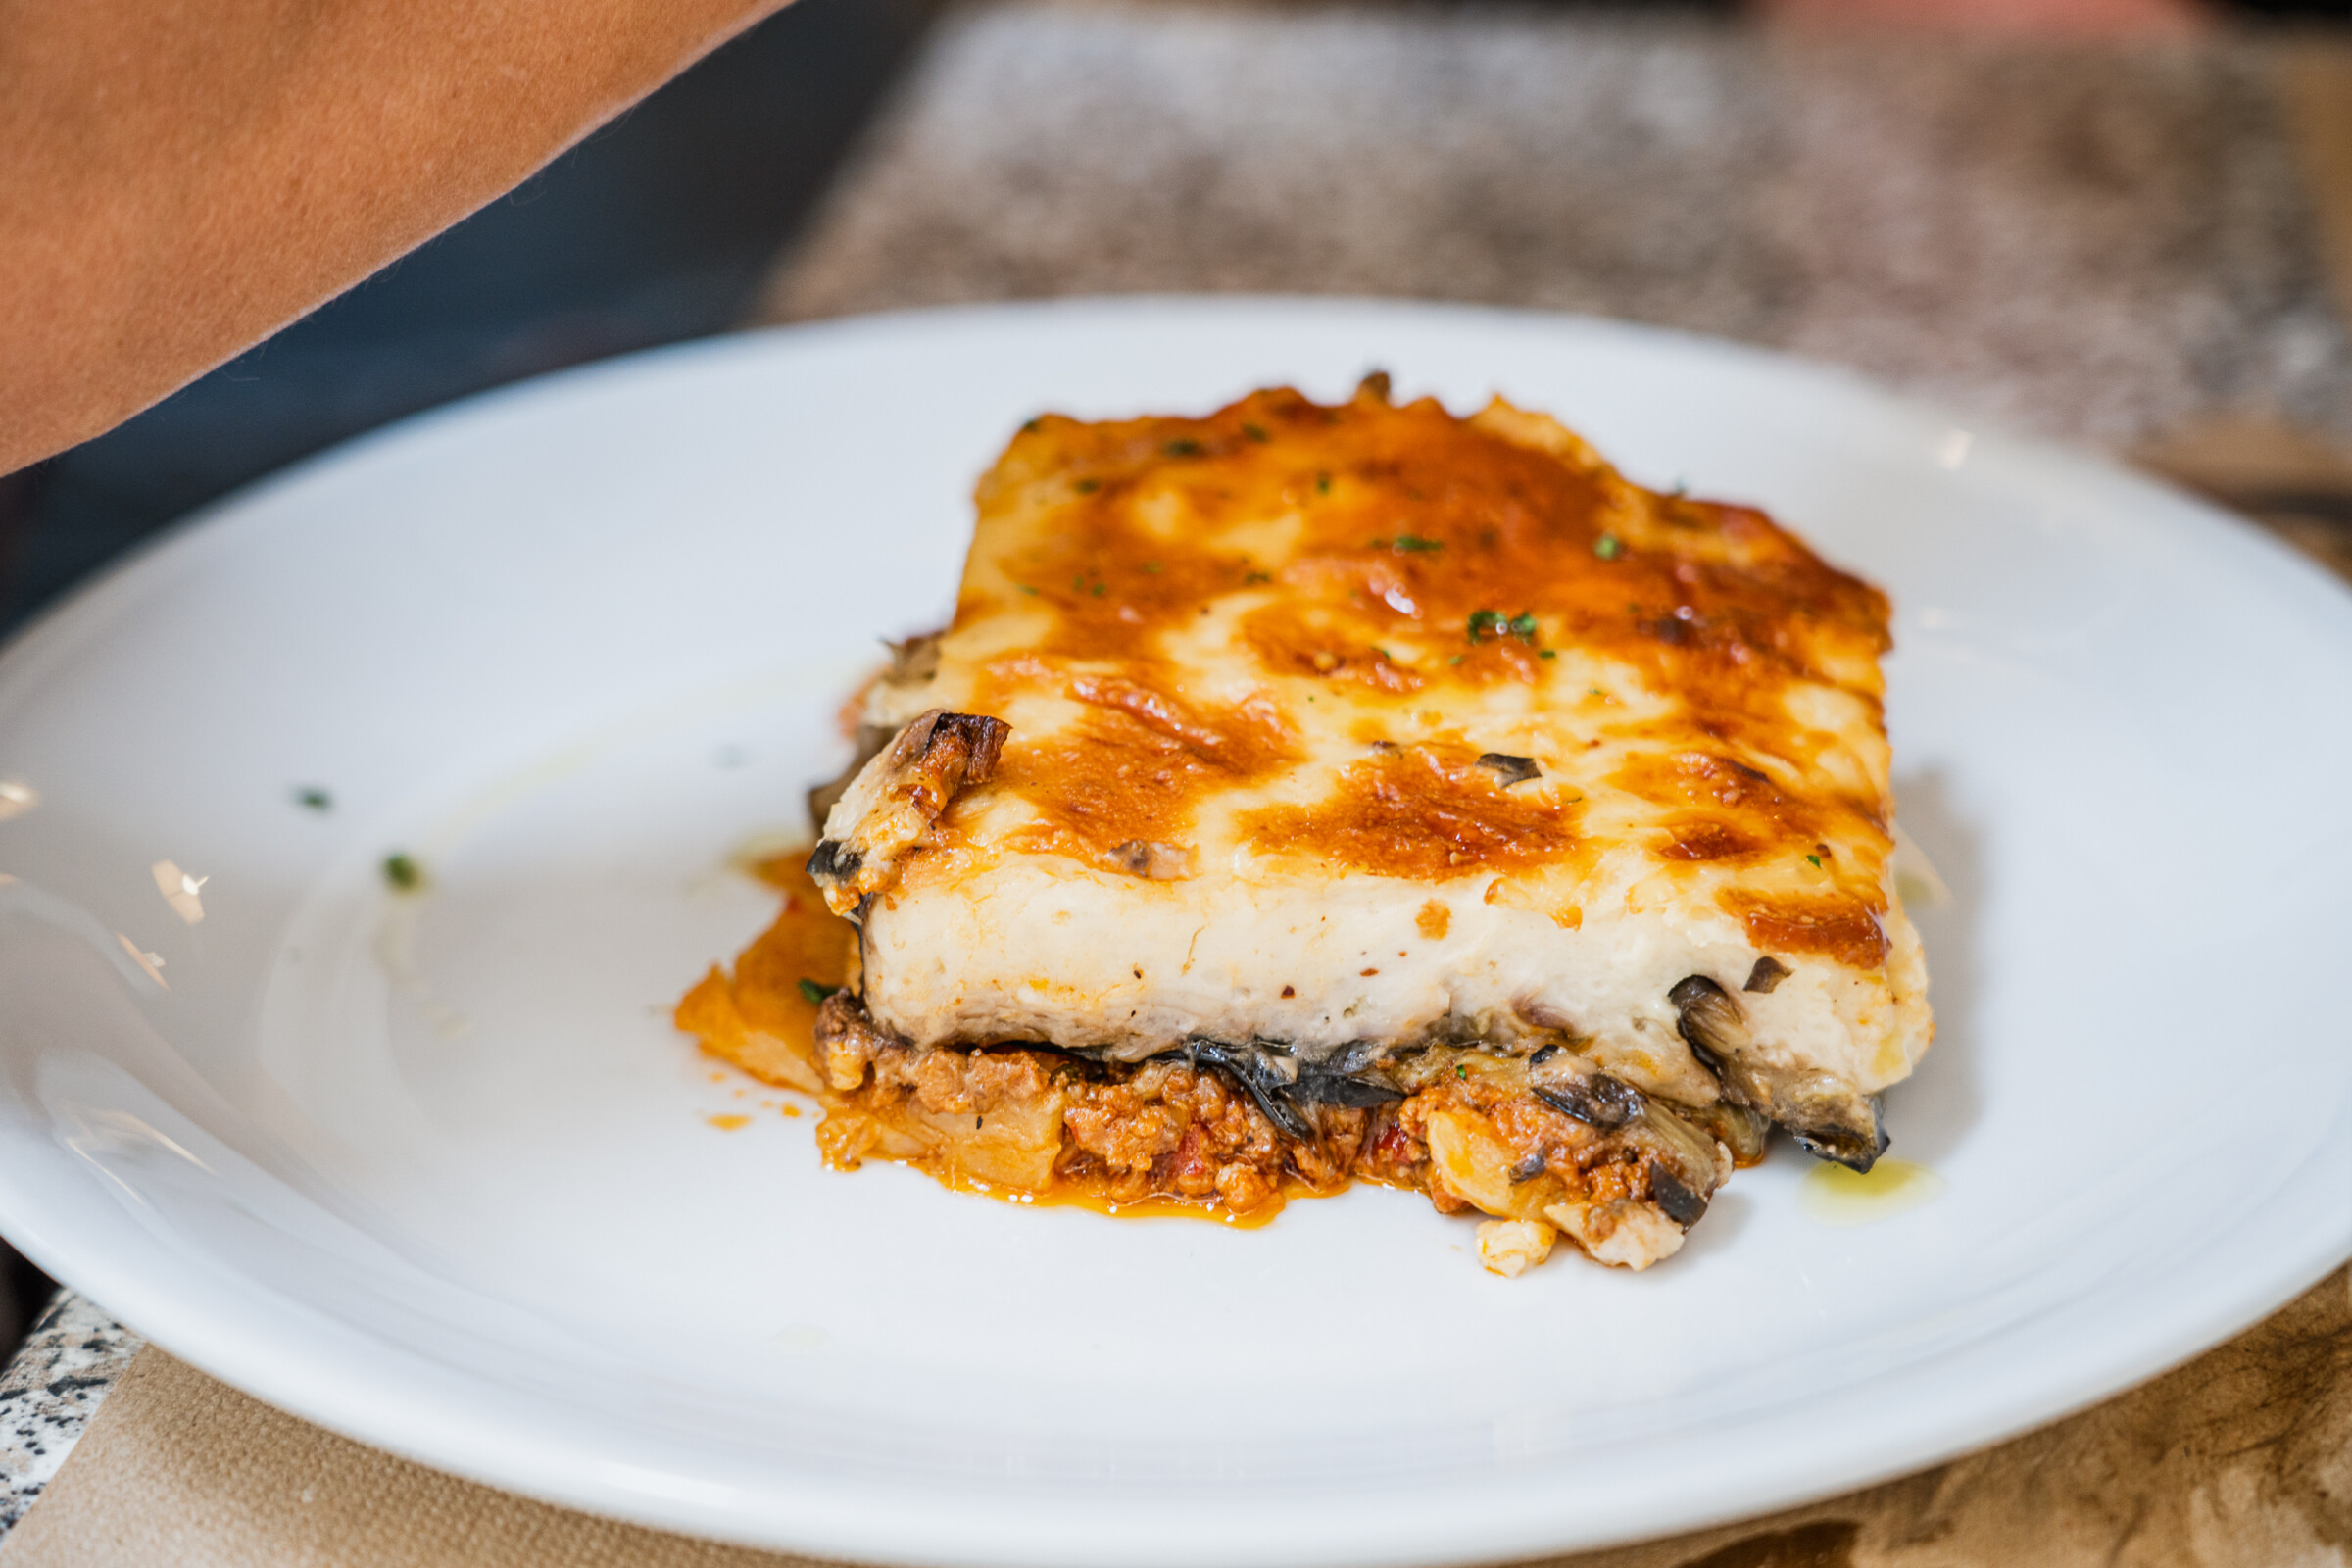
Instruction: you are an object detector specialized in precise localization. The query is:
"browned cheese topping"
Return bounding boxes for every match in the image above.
[678,384,1932,1274]
[896,383,1897,963]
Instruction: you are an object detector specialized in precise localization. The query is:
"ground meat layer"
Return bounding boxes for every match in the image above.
[679,933,1748,1271]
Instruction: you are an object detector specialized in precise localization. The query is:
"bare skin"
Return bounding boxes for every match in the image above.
[0,0,2219,477]
[0,0,785,475]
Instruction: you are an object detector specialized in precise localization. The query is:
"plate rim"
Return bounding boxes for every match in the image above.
[1,294,2347,1566]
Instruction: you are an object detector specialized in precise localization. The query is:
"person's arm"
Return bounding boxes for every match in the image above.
[0,0,786,474]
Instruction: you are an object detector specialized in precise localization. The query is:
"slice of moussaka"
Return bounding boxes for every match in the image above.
[678,377,1931,1274]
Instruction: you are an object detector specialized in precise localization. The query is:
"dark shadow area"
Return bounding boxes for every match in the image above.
[0,0,936,640]
[0,1253,55,1366]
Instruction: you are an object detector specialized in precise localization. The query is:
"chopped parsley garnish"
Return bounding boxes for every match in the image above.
[1448,654,1464,666]
[1371,646,1393,661]
[1076,478,1100,494]
[1015,583,1038,595]
[1141,562,1162,574]
[1455,1064,1467,1079]
[1590,686,1605,697]
[381,853,423,893]
[1539,649,1556,660]
[1163,438,1203,458]
[1243,422,1269,442]
[1315,471,1332,495]
[1806,854,1823,868]
[1021,417,1042,433]
[799,978,841,1005]
[1381,534,1443,553]
[1092,582,1106,597]
[1593,534,1623,561]
[1468,609,1541,646]
[294,787,332,811]
[1244,570,1271,585]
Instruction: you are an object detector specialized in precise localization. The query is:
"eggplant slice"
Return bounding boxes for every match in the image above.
[1669,974,1889,1171]
[808,709,1009,916]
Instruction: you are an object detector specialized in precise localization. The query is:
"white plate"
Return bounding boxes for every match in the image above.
[0,299,2345,1567]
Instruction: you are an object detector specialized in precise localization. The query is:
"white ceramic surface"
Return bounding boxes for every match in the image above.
[0,299,2345,1567]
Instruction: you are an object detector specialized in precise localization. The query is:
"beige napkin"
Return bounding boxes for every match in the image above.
[0,1267,2344,1568]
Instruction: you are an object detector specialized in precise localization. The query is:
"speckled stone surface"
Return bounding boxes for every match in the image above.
[0,1294,143,1532]
[760,3,2352,450]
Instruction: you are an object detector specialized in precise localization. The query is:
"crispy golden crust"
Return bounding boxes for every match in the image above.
[893,383,1900,959]
[812,385,1928,1138]
[682,388,1934,1270]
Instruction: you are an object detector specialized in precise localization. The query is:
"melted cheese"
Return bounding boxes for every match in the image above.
[841,385,1931,1107]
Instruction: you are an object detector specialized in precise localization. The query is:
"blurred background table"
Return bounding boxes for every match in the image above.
[765,3,2352,452]
[6,0,2350,648]
[1,1,2348,1560]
